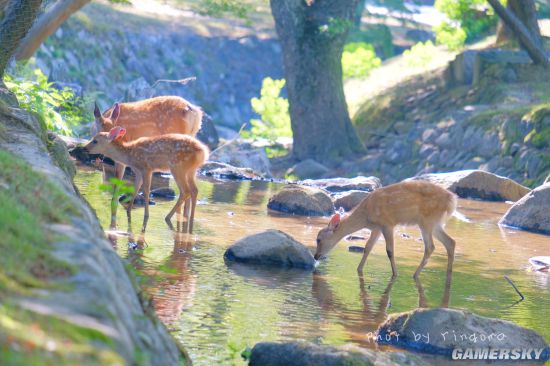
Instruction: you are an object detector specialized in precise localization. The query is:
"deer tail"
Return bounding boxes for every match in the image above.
[445,193,471,223]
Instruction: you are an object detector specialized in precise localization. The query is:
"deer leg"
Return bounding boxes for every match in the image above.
[115,163,126,180]
[141,172,152,233]
[434,224,456,275]
[127,171,143,228]
[414,226,436,279]
[109,163,126,225]
[357,229,381,273]
[382,227,398,278]
[185,172,199,234]
[165,168,190,228]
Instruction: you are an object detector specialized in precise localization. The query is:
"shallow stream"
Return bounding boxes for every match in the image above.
[75,168,550,365]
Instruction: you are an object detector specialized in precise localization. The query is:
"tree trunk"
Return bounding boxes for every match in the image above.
[0,0,43,77]
[14,0,90,60]
[270,0,365,161]
[354,0,366,28]
[487,0,549,67]
[496,0,542,46]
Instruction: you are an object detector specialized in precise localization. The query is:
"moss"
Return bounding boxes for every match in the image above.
[466,107,528,130]
[0,150,78,293]
[353,93,397,140]
[0,302,124,366]
[522,103,550,149]
[46,133,76,179]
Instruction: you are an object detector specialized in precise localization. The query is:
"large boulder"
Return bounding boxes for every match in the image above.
[377,308,548,358]
[249,341,429,366]
[301,176,382,193]
[333,190,369,211]
[499,183,550,234]
[268,185,334,216]
[412,170,530,201]
[287,159,329,179]
[224,230,316,270]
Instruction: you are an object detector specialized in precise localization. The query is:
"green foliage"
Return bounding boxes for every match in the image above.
[264,145,288,158]
[434,22,468,51]
[342,42,382,79]
[403,41,437,67]
[99,177,135,214]
[4,67,90,136]
[319,17,354,36]
[348,24,394,59]
[245,77,291,142]
[434,0,498,50]
[192,0,253,19]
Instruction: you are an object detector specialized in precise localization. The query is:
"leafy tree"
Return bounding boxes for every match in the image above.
[434,0,498,50]
[246,77,291,142]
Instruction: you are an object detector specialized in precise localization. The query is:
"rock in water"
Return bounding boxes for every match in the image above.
[333,190,369,211]
[224,230,316,269]
[249,341,430,366]
[377,308,549,358]
[301,176,382,193]
[499,184,550,234]
[200,161,265,181]
[412,170,530,201]
[268,185,334,216]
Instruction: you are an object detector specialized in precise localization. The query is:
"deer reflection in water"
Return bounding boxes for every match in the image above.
[106,216,197,326]
[312,271,453,347]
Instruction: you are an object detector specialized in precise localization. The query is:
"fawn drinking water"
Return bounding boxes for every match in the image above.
[85,126,208,233]
[314,180,457,278]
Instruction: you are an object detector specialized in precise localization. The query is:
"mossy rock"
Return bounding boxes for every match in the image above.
[47,132,76,179]
[0,150,76,293]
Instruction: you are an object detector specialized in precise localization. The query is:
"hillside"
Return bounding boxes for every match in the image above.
[349,48,550,187]
[31,0,282,131]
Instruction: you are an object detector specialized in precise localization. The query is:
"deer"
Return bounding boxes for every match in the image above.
[314,180,457,279]
[92,96,203,220]
[85,126,209,233]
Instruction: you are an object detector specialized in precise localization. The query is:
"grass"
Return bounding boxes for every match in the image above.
[0,302,124,366]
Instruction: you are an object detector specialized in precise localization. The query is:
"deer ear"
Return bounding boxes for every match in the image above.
[110,103,121,122]
[108,126,126,142]
[116,127,126,140]
[328,213,341,230]
[94,102,102,119]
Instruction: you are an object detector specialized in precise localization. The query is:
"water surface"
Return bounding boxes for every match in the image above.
[75,168,550,365]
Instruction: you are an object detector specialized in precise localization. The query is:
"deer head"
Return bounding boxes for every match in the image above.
[91,102,121,136]
[85,126,126,155]
[314,213,341,260]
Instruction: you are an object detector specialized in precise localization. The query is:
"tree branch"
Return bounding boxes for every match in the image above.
[14,0,91,61]
[487,0,549,67]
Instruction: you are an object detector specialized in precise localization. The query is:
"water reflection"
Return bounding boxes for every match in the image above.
[153,228,197,325]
